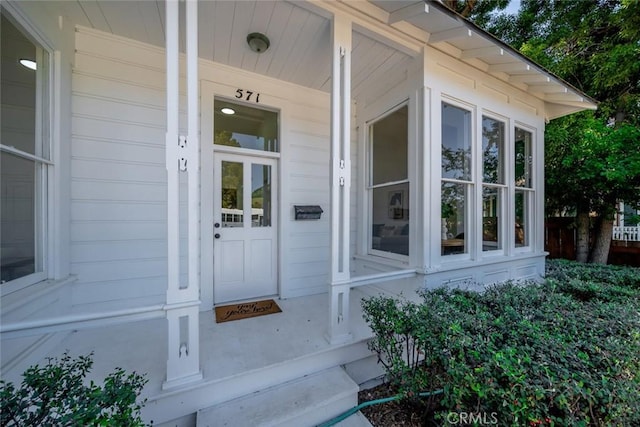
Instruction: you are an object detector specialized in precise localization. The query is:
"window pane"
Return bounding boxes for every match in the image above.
[251,163,271,227]
[442,103,472,181]
[1,14,35,155]
[371,106,408,185]
[515,190,529,247]
[623,203,639,226]
[371,184,409,256]
[482,186,502,251]
[1,152,36,282]
[441,182,468,255]
[214,100,278,152]
[482,117,504,184]
[221,161,243,227]
[1,14,49,158]
[515,128,533,188]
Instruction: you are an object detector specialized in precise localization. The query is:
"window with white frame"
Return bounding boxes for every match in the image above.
[481,115,505,252]
[514,127,533,248]
[369,105,409,257]
[1,11,50,285]
[621,202,639,227]
[441,102,472,256]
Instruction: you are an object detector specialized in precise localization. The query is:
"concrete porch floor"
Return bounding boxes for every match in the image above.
[2,276,426,425]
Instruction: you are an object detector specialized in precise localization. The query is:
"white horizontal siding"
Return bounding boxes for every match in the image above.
[71,221,165,242]
[70,29,169,309]
[73,94,165,127]
[283,104,332,295]
[71,240,166,263]
[70,27,357,307]
[73,116,164,145]
[71,159,166,183]
[72,137,164,164]
[70,276,167,307]
[71,201,166,222]
[72,181,166,202]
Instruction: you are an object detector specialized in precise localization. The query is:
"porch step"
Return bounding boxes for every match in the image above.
[196,366,359,427]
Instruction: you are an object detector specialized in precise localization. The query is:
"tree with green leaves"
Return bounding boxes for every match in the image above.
[546,114,640,262]
[442,0,511,19]
[449,0,640,263]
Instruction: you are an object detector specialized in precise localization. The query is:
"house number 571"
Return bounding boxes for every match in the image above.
[235,88,260,103]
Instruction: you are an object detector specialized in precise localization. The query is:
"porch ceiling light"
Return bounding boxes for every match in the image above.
[221,107,235,115]
[19,58,37,70]
[247,32,270,53]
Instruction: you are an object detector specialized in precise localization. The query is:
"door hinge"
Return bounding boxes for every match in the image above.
[339,177,345,186]
[178,135,187,171]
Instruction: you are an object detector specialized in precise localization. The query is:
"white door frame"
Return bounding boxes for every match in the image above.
[200,79,283,309]
[212,152,278,303]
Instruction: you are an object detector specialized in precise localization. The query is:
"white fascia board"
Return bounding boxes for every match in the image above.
[387,1,430,24]
[429,26,472,44]
[301,0,424,56]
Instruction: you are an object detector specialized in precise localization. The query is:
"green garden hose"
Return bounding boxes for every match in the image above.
[316,388,444,427]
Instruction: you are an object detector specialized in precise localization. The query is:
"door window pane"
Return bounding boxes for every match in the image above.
[482,117,505,184]
[1,153,36,282]
[482,186,502,251]
[251,163,271,227]
[441,182,468,255]
[214,100,278,152]
[442,103,472,181]
[221,161,243,227]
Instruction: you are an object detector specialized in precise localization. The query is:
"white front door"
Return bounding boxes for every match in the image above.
[213,152,278,303]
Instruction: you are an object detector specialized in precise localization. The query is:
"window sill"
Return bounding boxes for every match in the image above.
[438,251,545,271]
[1,275,77,322]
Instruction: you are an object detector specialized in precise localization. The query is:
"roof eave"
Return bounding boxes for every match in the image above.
[424,0,598,114]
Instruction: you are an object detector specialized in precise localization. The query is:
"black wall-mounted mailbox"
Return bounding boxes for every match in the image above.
[294,205,323,220]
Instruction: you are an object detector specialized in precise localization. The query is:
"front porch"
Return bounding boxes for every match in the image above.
[1,0,599,424]
[2,277,425,426]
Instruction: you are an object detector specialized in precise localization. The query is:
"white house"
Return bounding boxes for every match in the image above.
[614,201,640,242]
[1,1,597,425]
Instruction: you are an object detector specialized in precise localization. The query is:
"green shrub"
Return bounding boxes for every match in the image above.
[0,352,149,426]
[546,258,640,290]
[362,261,640,426]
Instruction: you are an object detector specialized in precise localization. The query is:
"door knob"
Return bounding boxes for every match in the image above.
[214,222,220,228]
[214,233,221,239]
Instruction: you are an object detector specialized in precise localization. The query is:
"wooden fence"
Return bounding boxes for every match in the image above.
[545,217,640,267]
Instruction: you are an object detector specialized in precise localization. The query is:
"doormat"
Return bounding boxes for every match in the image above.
[215,299,282,323]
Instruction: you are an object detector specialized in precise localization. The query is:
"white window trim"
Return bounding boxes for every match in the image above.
[513,123,537,253]
[480,112,509,255]
[441,97,476,262]
[439,97,539,261]
[366,102,411,261]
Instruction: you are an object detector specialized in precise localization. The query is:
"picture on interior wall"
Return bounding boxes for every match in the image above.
[388,190,405,219]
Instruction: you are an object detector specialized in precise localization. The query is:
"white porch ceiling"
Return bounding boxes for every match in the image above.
[39,0,414,104]
[39,0,595,115]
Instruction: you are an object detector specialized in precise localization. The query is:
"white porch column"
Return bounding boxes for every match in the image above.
[328,13,353,345]
[163,0,202,390]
